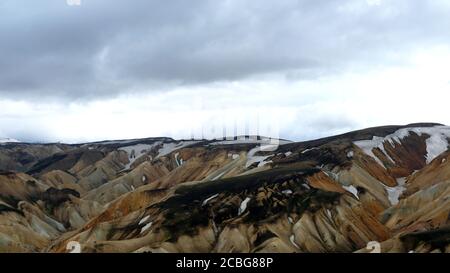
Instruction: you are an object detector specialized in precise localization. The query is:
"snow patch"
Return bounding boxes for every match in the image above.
[354,136,391,168]
[139,215,150,225]
[354,126,450,166]
[245,145,277,168]
[140,222,153,234]
[290,234,300,249]
[174,152,184,167]
[238,197,251,216]
[425,132,450,163]
[301,147,318,154]
[227,153,240,159]
[343,185,359,199]
[257,160,272,168]
[202,194,219,206]
[212,171,226,181]
[347,151,354,158]
[384,177,407,206]
[119,143,160,170]
[156,141,198,159]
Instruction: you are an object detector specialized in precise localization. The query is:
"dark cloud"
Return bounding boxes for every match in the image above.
[0,0,450,100]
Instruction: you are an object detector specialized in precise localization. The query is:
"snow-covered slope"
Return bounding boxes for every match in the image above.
[354,125,450,165]
[119,142,162,170]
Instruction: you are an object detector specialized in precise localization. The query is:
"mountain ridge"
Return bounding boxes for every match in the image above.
[0,123,448,253]
[1,122,443,147]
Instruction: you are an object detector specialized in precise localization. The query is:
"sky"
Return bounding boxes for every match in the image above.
[1,0,450,143]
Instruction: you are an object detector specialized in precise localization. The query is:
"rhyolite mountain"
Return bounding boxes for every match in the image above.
[0,123,449,253]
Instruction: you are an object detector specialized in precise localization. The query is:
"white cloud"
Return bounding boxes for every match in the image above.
[1,45,449,143]
[1,1,450,142]
[366,0,382,6]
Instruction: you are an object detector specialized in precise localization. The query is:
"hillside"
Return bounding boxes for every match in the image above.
[0,123,449,253]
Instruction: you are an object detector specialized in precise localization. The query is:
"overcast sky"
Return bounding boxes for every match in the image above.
[1,0,450,143]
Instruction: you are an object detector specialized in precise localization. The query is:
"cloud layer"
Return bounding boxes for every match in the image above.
[2,0,450,99]
[1,0,450,142]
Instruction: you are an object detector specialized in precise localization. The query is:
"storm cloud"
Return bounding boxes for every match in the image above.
[1,0,450,100]
[1,0,450,142]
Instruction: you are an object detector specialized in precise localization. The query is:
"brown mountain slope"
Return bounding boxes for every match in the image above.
[0,123,449,253]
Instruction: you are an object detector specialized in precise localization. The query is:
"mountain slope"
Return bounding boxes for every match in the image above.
[0,123,449,253]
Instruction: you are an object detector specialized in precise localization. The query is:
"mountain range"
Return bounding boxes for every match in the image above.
[0,123,449,253]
